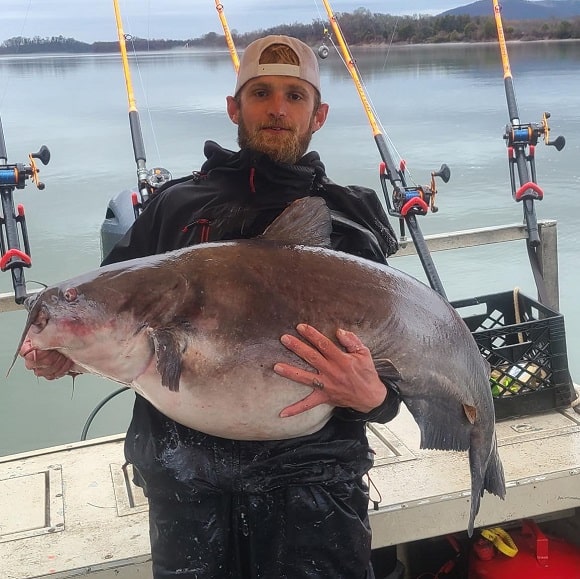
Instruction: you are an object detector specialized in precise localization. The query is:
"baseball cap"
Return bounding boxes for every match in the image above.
[234,35,321,96]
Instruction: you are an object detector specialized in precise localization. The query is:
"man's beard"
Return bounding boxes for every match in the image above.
[237,116,313,164]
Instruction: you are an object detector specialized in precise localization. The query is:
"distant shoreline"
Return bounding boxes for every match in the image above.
[2,8,580,54]
[353,37,580,48]
[1,37,579,57]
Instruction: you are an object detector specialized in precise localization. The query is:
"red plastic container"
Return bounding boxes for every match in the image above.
[468,520,580,578]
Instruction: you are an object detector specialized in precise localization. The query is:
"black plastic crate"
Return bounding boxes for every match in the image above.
[451,290,575,420]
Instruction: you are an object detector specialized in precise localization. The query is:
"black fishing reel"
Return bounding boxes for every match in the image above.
[504,112,565,151]
[1,145,51,303]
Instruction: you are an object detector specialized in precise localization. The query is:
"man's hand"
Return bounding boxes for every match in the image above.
[274,324,386,418]
[20,337,77,380]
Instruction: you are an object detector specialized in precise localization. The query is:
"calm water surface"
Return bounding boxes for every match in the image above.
[1,41,579,455]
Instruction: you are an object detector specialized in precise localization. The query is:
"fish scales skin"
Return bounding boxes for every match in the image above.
[16,197,505,535]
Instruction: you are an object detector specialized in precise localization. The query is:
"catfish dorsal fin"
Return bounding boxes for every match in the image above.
[261,197,332,247]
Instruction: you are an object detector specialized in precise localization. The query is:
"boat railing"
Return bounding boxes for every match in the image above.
[0,219,559,314]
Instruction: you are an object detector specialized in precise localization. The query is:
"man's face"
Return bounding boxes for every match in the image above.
[226,76,329,164]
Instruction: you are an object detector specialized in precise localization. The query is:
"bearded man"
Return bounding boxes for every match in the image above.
[21,35,401,579]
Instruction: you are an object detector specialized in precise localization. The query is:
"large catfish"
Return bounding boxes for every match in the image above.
[14,197,505,534]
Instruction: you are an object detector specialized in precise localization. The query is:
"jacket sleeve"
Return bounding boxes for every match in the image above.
[334,382,401,424]
[322,179,399,259]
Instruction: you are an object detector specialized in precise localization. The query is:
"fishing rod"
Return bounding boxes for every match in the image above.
[318,0,449,299]
[491,0,565,305]
[214,1,239,73]
[84,1,180,439]
[0,114,50,304]
[112,0,171,218]
[214,0,449,298]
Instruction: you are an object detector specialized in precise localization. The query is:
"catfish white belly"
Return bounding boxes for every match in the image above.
[133,365,332,440]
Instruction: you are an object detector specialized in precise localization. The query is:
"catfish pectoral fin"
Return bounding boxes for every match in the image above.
[152,327,187,392]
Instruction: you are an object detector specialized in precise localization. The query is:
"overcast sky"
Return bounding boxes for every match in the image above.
[2,1,481,43]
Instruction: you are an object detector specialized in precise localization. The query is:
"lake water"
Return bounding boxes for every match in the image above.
[1,41,579,455]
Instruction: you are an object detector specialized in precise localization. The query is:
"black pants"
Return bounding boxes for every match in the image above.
[147,479,375,579]
[126,400,379,578]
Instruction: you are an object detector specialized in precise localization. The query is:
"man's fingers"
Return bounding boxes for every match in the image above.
[336,328,369,355]
[273,362,319,386]
[295,324,336,357]
[279,389,330,418]
[280,332,326,369]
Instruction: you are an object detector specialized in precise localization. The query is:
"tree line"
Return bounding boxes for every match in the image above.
[2,10,580,55]
[0,35,183,54]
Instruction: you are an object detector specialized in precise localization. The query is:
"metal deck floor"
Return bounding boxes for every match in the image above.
[1,405,579,578]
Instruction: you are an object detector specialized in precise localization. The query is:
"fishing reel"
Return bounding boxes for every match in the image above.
[380,161,450,219]
[504,112,565,205]
[146,166,172,190]
[504,112,565,151]
[0,145,51,190]
[0,145,51,303]
[131,166,173,219]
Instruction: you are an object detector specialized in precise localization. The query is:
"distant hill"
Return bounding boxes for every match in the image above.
[441,0,580,19]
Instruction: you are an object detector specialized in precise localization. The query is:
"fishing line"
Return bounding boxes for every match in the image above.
[381,17,399,72]
[111,0,171,217]
[318,23,413,186]
[119,0,163,166]
[311,0,328,27]
[126,34,163,166]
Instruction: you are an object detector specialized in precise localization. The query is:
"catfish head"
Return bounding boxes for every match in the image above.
[11,273,156,384]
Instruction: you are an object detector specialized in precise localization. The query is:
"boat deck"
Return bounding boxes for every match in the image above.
[1,403,579,579]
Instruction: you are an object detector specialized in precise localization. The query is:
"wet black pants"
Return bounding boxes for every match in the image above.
[148,479,375,579]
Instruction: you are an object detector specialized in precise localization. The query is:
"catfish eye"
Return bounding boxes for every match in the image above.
[64,287,78,302]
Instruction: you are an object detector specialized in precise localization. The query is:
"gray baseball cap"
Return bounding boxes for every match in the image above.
[234,35,321,96]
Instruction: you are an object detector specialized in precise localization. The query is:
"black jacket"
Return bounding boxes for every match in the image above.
[104,141,401,496]
[105,141,399,262]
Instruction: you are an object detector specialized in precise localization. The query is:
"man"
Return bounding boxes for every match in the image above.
[21,35,401,578]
